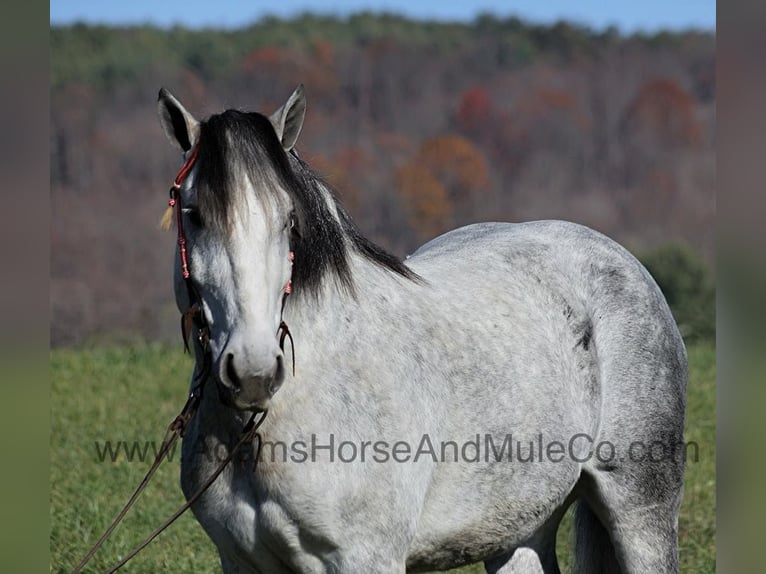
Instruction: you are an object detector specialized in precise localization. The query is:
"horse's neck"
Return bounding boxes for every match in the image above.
[286,249,407,336]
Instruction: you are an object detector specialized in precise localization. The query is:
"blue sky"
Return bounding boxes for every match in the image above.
[50,0,715,32]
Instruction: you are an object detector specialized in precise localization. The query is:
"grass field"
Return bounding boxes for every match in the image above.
[50,342,715,573]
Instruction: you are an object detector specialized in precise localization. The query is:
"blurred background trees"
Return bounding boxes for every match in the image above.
[50,15,715,346]
[640,243,716,343]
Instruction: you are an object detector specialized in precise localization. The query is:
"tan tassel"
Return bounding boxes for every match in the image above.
[160,204,175,231]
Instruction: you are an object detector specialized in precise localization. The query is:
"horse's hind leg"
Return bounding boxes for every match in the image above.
[572,497,620,573]
[610,500,680,573]
[579,272,687,573]
[576,463,682,574]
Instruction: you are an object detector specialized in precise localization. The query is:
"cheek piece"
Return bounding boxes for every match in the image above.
[278,250,295,375]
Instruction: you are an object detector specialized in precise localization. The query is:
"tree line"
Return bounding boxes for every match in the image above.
[50,14,715,345]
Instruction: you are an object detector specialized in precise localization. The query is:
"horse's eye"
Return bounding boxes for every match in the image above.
[183,208,203,228]
[288,212,296,230]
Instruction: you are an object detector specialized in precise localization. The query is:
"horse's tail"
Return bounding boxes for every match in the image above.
[573,498,621,574]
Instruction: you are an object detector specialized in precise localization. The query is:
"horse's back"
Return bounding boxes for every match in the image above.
[409,220,684,366]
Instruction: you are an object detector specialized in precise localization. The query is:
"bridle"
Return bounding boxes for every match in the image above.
[71,140,294,573]
[170,144,295,373]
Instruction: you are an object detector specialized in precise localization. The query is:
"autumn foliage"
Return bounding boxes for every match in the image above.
[396,163,452,239]
[623,77,703,147]
[50,17,715,345]
[457,86,492,132]
[396,135,489,238]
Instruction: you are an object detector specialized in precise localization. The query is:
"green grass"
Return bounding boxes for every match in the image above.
[51,342,715,572]
[677,344,717,573]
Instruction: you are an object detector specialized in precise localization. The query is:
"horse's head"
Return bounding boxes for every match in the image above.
[157,86,307,410]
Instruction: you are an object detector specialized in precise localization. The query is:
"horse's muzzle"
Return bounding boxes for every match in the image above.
[216,352,285,410]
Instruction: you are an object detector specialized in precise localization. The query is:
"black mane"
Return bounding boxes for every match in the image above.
[195,109,418,297]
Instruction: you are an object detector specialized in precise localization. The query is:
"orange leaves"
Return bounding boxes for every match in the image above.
[396,134,490,239]
[624,77,703,147]
[418,135,489,200]
[395,163,451,239]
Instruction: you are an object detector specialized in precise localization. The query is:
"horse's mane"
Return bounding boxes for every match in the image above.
[195,109,418,297]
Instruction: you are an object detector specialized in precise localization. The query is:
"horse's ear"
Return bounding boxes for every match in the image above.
[269,85,306,152]
[157,88,200,152]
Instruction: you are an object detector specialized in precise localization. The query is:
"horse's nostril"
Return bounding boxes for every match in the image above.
[225,353,241,388]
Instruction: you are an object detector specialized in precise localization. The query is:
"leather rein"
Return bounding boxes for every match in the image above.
[72,142,293,573]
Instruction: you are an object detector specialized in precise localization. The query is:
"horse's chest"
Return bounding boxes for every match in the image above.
[180,428,260,555]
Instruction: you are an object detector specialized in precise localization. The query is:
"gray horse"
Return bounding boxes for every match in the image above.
[157,85,687,573]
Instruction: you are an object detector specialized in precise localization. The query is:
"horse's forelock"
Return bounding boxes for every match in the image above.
[196,110,293,234]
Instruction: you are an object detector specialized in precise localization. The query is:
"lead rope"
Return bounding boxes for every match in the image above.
[71,339,210,574]
[99,410,268,574]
